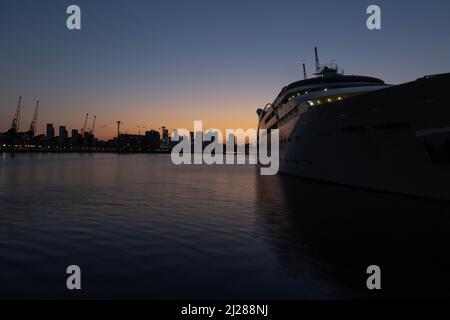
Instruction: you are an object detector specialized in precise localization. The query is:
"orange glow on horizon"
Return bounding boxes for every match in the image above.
[0,84,275,142]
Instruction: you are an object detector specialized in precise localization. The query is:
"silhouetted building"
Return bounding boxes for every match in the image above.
[162,126,169,145]
[71,129,79,140]
[117,134,145,152]
[46,124,55,139]
[59,126,68,141]
[145,130,160,150]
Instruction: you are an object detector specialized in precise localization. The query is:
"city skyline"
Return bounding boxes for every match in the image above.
[2,0,450,140]
[2,103,173,141]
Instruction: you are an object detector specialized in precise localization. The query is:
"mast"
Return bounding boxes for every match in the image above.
[314,47,321,74]
[303,63,307,80]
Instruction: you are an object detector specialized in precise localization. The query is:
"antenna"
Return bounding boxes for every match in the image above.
[29,100,39,135]
[11,96,22,132]
[314,47,321,74]
[303,63,307,80]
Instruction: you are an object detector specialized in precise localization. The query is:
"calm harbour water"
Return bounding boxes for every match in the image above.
[1,153,450,299]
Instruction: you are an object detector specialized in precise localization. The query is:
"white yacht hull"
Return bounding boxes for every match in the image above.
[275,74,450,200]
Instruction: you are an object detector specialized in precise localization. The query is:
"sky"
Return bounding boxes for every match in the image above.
[1,0,450,140]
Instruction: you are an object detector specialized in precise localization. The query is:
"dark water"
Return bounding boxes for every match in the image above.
[1,153,450,299]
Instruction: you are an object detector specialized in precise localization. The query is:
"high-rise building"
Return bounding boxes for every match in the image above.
[59,126,68,140]
[46,123,55,139]
[71,129,79,139]
[162,126,169,145]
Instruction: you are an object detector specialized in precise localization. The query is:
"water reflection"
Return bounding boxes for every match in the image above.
[1,153,450,299]
[256,173,450,298]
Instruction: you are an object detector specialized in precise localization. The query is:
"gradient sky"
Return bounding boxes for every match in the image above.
[1,0,450,140]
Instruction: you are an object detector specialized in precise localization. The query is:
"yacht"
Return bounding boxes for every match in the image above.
[257,48,450,200]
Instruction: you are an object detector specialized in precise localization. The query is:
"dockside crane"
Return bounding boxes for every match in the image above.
[28,100,39,136]
[90,115,96,136]
[81,113,89,135]
[10,96,22,133]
